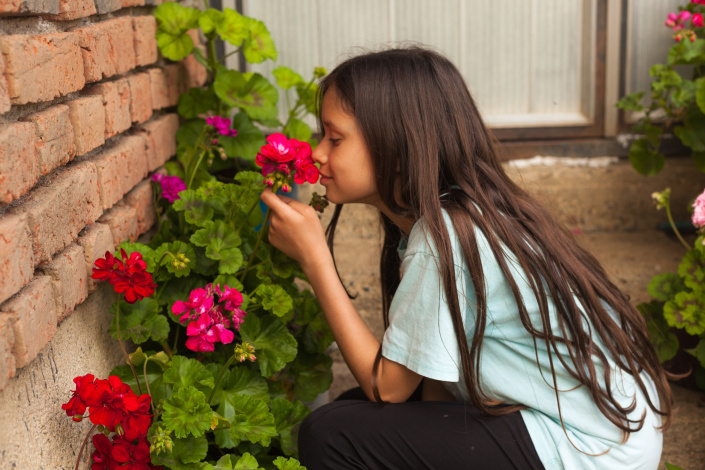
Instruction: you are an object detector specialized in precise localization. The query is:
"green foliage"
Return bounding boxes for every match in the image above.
[617,3,705,175]
[100,5,334,469]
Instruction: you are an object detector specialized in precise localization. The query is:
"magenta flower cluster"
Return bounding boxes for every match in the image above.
[171,283,247,352]
[206,116,239,137]
[693,188,705,230]
[255,133,318,193]
[151,174,187,203]
[665,6,704,42]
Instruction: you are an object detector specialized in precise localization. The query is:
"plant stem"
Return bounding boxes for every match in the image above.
[665,202,692,251]
[208,353,239,405]
[236,259,267,278]
[239,209,270,285]
[116,300,143,395]
[160,341,173,359]
[171,327,179,357]
[75,423,98,470]
[143,357,157,415]
[187,147,209,190]
[186,127,209,189]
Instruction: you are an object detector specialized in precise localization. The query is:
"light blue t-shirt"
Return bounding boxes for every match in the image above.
[381,211,663,469]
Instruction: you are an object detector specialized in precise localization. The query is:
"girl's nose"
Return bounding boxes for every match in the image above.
[312,141,327,165]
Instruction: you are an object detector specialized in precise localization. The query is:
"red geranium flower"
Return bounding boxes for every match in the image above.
[111,436,160,470]
[92,250,157,304]
[91,433,115,470]
[255,133,319,191]
[61,373,95,420]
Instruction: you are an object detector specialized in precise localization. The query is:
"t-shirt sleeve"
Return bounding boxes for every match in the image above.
[381,248,465,382]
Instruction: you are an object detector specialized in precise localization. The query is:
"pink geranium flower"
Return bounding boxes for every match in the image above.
[666,11,691,30]
[206,116,238,137]
[151,174,187,203]
[692,189,705,229]
[256,133,319,191]
[693,13,704,28]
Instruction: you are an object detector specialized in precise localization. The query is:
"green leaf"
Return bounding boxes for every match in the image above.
[179,88,220,119]
[695,339,705,369]
[628,138,665,175]
[255,284,293,317]
[218,112,266,162]
[273,67,304,90]
[271,398,310,456]
[616,92,644,112]
[291,351,333,402]
[213,367,270,448]
[283,117,312,143]
[157,29,195,62]
[647,272,685,302]
[190,220,244,274]
[678,248,705,290]
[296,82,318,115]
[154,2,202,34]
[243,18,277,64]
[696,78,705,115]
[199,8,223,35]
[672,80,697,109]
[163,355,215,395]
[173,190,215,227]
[240,314,298,377]
[109,298,169,344]
[665,464,687,470]
[150,424,209,469]
[674,107,705,153]
[214,71,279,123]
[229,395,277,447]
[162,385,214,438]
[217,9,249,46]
[637,301,679,363]
[154,241,197,278]
[670,38,705,65]
[273,457,305,470]
[296,291,334,354]
[664,291,705,335]
[205,453,264,470]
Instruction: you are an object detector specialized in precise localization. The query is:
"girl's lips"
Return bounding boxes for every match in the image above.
[319,175,331,184]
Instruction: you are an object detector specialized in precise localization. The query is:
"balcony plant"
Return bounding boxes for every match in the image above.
[61,3,333,469]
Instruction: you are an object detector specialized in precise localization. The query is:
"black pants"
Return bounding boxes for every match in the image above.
[298,387,545,470]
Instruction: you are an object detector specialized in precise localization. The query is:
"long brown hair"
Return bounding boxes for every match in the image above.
[319,47,673,438]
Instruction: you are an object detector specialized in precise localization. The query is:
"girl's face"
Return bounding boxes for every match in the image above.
[313,88,381,207]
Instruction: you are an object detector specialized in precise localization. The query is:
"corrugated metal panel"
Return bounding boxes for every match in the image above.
[626,0,686,95]
[239,0,598,128]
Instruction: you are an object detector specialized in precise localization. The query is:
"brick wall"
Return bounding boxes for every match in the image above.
[0,1,206,391]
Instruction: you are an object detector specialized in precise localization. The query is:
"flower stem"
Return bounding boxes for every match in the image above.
[239,208,270,285]
[143,357,157,415]
[186,127,209,189]
[208,353,239,405]
[75,423,97,470]
[160,340,173,359]
[115,300,143,395]
[665,201,692,251]
[187,147,209,190]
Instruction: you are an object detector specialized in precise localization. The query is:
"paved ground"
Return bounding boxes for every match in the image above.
[299,157,705,469]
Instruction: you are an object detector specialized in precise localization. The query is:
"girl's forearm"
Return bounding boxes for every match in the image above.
[302,256,422,402]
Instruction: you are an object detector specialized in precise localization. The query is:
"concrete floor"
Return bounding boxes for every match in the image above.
[299,157,705,469]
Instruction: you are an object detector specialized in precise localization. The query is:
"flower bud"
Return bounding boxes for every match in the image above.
[115,423,124,436]
[651,188,671,210]
[314,66,328,79]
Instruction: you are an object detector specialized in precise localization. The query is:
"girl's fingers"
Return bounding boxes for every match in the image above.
[260,188,310,215]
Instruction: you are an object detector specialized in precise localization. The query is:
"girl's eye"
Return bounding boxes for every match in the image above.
[328,137,341,146]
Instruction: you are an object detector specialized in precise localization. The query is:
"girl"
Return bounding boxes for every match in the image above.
[260,47,673,469]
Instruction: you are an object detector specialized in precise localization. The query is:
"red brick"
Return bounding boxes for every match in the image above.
[21,104,76,176]
[10,162,102,264]
[0,32,84,105]
[76,223,114,293]
[123,0,145,5]
[148,68,169,110]
[0,0,59,15]
[181,54,207,89]
[0,213,34,305]
[164,63,188,106]
[125,179,156,234]
[83,78,132,139]
[98,201,139,247]
[1,276,56,369]
[44,0,96,20]
[126,72,152,124]
[92,135,149,210]
[0,54,10,115]
[140,114,179,171]
[0,312,18,390]
[40,244,88,322]
[66,95,105,155]
[74,17,136,83]
[133,15,157,67]
[94,0,121,14]
[0,122,38,204]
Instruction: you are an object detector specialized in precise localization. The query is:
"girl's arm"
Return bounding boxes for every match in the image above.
[261,189,422,403]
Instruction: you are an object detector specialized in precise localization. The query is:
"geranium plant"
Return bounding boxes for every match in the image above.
[617,0,705,175]
[638,187,705,391]
[61,3,336,469]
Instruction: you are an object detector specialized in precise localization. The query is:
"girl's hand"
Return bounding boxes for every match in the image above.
[260,188,331,272]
